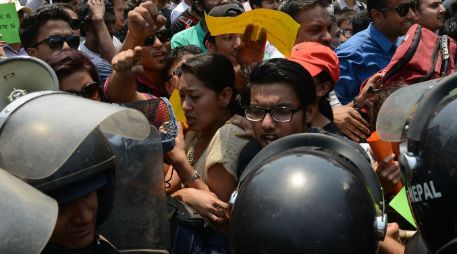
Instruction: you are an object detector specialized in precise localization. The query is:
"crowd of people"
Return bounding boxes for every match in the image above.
[1,0,457,253]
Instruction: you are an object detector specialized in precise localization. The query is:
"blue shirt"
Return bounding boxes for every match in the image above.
[335,23,402,104]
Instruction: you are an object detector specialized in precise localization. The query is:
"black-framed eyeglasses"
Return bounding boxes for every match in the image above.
[379,1,417,17]
[33,35,80,50]
[64,82,101,100]
[245,105,302,122]
[144,29,173,46]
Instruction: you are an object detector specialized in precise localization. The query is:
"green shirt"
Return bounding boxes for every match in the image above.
[171,21,208,52]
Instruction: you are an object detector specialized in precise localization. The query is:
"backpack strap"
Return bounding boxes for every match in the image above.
[440,35,450,76]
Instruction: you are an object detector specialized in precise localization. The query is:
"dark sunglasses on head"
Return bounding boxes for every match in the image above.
[143,29,172,46]
[65,82,101,100]
[33,35,80,50]
[379,1,417,17]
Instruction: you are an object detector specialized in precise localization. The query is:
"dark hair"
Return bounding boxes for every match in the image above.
[352,9,372,34]
[367,0,390,15]
[20,5,71,50]
[248,58,316,109]
[279,0,329,21]
[124,0,146,20]
[440,15,457,41]
[248,0,260,9]
[164,45,202,80]
[55,3,77,15]
[367,82,407,131]
[335,8,356,27]
[180,53,240,114]
[46,49,100,89]
[314,71,333,121]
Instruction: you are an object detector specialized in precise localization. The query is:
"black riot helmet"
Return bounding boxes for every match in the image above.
[0,91,152,226]
[230,133,386,254]
[28,127,116,224]
[376,73,457,254]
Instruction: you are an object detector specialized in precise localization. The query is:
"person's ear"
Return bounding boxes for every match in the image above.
[219,87,233,108]
[305,104,316,124]
[370,9,383,23]
[205,38,216,52]
[316,81,332,97]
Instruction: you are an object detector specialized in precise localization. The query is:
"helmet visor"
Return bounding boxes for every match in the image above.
[0,93,150,180]
[0,168,58,253]
[376,80,438,142]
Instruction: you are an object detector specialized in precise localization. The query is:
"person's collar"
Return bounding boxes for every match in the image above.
[368,22,398,54]
[197,20,207,37]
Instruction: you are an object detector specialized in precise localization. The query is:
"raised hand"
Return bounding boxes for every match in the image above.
[87,0,105,21]
[111,46,144,75]
[127,0,167,41]
[237,24,267,67]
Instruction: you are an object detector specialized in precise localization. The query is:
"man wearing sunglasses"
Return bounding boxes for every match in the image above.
[105,0,171,103]
[20,5,79,60]
[334,0,417,105]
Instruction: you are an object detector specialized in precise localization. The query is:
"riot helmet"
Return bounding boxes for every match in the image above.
[376,73,457,254]
[0,91,169,251]
[230,133,386,254]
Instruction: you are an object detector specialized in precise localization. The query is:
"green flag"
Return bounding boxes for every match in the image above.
[389,187,417,228]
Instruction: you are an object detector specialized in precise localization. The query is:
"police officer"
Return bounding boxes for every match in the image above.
[376,73,457,254]
[230,133,388,254]
[0,91,168,253]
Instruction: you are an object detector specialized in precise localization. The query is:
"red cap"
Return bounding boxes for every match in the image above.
[289,42,340,85]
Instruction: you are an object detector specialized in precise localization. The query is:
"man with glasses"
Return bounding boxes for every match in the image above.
[236,58,316,175]
[20,5,79,60]
[104,0,171,103]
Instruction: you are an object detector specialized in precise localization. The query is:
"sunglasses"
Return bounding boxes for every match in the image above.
[379,1,417,17]
[65,82,101,100]
[143,29,172,46]
[33,35,80,50]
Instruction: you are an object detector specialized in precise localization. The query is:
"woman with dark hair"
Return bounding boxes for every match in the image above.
[167,52,248,252]
[170,52,246,201]
[46,49,102,101]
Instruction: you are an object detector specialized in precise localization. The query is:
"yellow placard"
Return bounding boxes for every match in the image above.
[205,9,300,57]
[169,89,188,129]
